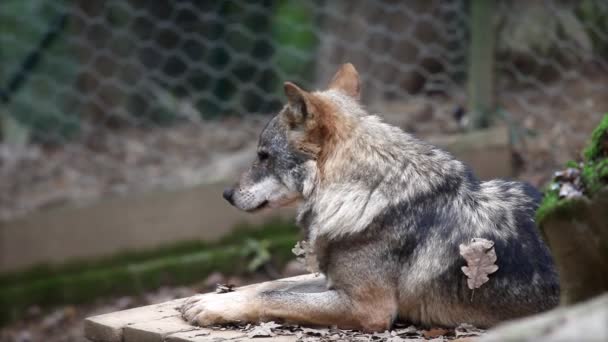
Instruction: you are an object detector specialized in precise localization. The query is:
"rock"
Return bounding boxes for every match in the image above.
[481,293,608,342]
[537,115,608,304]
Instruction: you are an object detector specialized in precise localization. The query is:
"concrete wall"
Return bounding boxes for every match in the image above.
[0,183,295,272]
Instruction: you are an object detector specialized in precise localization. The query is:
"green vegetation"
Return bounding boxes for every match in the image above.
[536,188,560,224]
[0,218,299,325]
[581,158,608,196]
[584,115,608,161]
[536,192,587,225]
[537,114,608,223]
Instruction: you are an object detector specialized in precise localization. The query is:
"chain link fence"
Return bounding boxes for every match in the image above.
[1,0,607,221]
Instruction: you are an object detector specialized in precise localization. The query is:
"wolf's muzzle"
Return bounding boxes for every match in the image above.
[222,187,235,205]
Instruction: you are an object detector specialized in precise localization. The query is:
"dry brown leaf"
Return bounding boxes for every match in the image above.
[422,327,450,338]
[247,321,281,338]
[292,241,307,257]
[215,283,235,294]
[559,182,583,199]
[292,240,320,273]
[455,323,485,338]
[300,327,329,336]
[459,238,499,291]
[392,325,420,337]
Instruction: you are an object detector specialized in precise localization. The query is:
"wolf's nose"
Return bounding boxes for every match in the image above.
[223,187,235,205]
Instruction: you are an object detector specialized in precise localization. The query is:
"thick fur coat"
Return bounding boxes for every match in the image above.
[181,64,559,331]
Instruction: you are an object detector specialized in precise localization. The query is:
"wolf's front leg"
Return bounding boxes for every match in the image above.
[180,274,327,326]
[181,288,263,325]
[180,287,353,327]
[180,274,396,331]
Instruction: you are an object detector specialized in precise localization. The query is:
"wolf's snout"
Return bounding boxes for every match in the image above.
[222,187,235,205]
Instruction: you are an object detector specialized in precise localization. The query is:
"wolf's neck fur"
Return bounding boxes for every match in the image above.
[297,97,470,241]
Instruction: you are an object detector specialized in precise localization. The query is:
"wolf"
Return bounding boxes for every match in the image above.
[181,63,559,331]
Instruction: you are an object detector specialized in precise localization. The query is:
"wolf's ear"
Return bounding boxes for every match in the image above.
[328,63,360,100]
[283,81,314,125]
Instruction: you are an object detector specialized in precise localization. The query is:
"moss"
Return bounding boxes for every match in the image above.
[0,219,299,325]
[565,160,579,168]
[581,158,608,196]
[538,114,608,225]
[583,114,608,161]
[536,185,588,224]
[0,248,237,324]
[580,114,608,196]
[536,187,560,224]
[538,196,589,223]
[0,218,297,287]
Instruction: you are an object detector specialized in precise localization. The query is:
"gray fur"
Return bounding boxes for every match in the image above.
[186,67,559,331]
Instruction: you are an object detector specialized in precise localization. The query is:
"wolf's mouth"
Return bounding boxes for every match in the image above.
[247,200,269,212]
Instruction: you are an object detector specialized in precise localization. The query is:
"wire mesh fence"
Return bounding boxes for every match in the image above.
[1,0,607,221]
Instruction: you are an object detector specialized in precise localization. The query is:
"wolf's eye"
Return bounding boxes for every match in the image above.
[257,150,270,161]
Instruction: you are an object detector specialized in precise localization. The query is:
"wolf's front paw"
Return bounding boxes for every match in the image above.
[180,291,258,326]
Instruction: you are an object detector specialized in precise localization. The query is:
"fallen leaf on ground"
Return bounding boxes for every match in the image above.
[554,168,580,182]
[300,327,329,336]
[393,324,421,337]
[455,323,485,338]
[459,238,499,290]
[422,327,450,338]
[559,182,583,199]
[292,240,320,273]
[292,241,307,257]
[215,283,235,294]
[247,321,281,338]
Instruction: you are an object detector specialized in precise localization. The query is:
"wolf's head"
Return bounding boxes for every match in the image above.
[223,63,363,212]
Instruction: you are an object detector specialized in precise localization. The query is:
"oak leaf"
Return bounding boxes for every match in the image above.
[247,321,281,338]
[423,327,450,338]
[459,238,499,290]
[455,323,485,338]
[292,240,320,274]
[215,283,235,294]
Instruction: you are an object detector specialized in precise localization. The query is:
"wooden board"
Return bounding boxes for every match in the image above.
[83,276,321,342]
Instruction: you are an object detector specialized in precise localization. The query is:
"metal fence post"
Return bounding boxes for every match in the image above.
[467,0,496,129]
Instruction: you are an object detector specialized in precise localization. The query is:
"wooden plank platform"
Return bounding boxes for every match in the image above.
[84,276,315,342]
[84,297,297,342]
